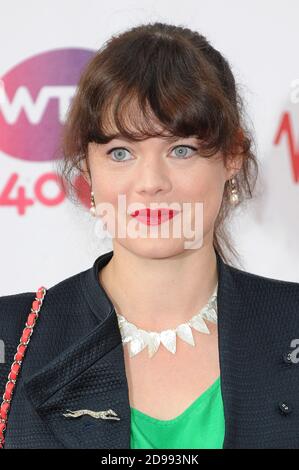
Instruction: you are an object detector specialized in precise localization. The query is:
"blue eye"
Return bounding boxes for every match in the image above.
[106,147,131,162]
[171,145,198,159]
[106,145,198,163]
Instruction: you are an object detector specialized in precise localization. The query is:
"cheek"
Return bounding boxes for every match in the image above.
[96,184,116,204]
[94,173,129,205]
[179,165,224,202]
[180,166,225,230]
[89,156,130,204]
[199,170,226,226]
[94,177,132,230]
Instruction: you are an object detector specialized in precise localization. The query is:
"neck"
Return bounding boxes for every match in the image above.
[99,240,218,331]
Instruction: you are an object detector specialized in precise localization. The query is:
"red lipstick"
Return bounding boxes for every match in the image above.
[130,208,179,226]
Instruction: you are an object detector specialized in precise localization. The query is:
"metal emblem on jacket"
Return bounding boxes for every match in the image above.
[62,408,120,420]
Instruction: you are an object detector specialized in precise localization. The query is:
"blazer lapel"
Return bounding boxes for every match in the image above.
[22,304,131,449]
[21,249,240,449]
[215,251,243,448]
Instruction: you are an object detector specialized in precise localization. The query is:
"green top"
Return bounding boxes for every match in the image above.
[130,375,224,449]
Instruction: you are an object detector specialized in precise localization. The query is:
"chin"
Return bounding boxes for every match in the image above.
[115,237,188,259]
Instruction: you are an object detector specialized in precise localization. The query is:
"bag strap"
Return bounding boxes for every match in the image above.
[0,286,47,449]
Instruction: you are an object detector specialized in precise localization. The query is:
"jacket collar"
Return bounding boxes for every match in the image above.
[22,248,241,448]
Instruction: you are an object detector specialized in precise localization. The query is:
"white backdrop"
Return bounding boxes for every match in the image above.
[1,0,298,296]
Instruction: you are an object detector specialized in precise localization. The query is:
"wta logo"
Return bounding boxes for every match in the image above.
[0,48,95,162]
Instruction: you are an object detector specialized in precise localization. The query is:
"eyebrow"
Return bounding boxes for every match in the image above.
[110,134,184,143]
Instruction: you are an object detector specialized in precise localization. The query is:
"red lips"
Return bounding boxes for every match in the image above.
[130,208,179,226]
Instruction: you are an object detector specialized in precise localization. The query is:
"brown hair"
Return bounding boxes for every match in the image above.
[55,22,259,266]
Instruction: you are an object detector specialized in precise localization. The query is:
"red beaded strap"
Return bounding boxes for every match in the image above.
[0,286,47,449]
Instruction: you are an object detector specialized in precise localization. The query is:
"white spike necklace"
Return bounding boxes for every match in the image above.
[115,283,218,358]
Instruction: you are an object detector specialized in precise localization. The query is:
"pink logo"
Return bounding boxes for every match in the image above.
[0,48,95,162]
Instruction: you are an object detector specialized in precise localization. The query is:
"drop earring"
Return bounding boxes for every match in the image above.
[228,177,239,206]
[89,190,96,216]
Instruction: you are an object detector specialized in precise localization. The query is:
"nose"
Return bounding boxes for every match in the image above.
[134,158,171,196]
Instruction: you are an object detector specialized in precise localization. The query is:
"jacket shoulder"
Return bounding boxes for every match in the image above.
[0,291,37,340]
[0,268,88,396]
[228,263,299,287]
[227,263,299,306]
[0,260,91,335]
[0,267,88,334]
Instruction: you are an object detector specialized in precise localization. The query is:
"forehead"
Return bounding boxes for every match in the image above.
[107,133,198,144]
[100,98,199,145]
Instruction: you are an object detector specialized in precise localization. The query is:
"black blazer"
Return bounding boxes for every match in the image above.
[1,249,299,449]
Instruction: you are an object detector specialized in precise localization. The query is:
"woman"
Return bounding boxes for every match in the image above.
[1,22,299,450]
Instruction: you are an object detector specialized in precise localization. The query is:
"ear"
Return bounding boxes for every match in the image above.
[225,153,244,182]
[225,128,246,181]
[81,158,91,186]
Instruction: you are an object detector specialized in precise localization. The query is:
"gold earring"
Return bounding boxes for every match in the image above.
[228,177,239,206]
[89,191,96,216]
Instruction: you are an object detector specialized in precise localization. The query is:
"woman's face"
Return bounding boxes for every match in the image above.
[84,133,238,259]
